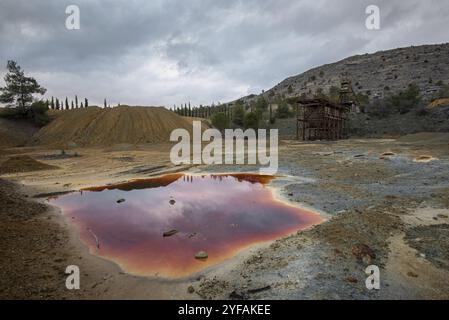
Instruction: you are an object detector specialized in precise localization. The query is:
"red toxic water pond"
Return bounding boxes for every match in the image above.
[50,173,322,278]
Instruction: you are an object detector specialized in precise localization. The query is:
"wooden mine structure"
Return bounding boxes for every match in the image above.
[338,74,359,113]
[291,97,349,141]
[290,75,357,141]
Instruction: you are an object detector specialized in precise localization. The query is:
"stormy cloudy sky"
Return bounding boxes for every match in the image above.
[0,0,448,107]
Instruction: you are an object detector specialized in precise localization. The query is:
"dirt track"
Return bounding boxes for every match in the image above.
[1,133,449,299]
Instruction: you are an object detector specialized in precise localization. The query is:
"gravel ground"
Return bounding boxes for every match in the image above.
[193,135,449,299]
[1,133,449,299]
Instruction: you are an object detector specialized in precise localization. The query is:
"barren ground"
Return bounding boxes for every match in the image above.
[1,133,448,299]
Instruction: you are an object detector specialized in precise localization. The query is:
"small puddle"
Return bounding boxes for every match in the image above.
[50,173,322,278]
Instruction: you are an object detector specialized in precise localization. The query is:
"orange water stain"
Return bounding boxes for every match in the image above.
[50,173,322,278]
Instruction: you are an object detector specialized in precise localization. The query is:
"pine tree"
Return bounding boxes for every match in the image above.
[0,60,46,109]
[55,98,59,110]
[51,97,55,109]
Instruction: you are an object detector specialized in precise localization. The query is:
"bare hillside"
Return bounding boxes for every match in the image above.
[30,106,193,147]
[238,43,449,103]
[0,118,40,148]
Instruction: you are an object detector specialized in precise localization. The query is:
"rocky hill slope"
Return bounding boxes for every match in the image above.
[240,43,449,103]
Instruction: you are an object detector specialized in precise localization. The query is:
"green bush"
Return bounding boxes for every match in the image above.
[275,101,292,119]
[0,107,24,119]
[367,100,394,118]
[243,112,259,130]
[254,96,268,112]
[211,112,230,132]
[232,102,245,126]
[29,101,51,126]
[388,83,421,114]
[356,93,369,112]
[367,83,423,118]
[0,100,50,126]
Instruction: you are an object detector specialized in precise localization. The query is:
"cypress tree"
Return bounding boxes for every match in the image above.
[75,95,78,108]
[65,97,69,110]
[85,98,88,108]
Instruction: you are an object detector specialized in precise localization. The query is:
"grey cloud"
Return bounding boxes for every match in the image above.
[0,0,448,106]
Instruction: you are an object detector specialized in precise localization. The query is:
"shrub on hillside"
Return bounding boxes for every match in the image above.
[356,93,370,112]
[367,83,423,118]
[29,101,51,126]
[243,112,259,130]
[232,102,245,126]
[255,96,268,112]
[367,99,394,118]
[275,101,293,119]
[211,112,230,132]
[0,100,50,126]
[388,83,422,114]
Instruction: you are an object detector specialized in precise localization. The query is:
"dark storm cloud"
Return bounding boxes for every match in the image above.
[0,0,448,106]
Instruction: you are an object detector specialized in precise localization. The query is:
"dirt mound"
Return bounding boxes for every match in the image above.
[397,132,449,145]
[0,118,40,148]
[0,155,59,175]
[30,106,195,147]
